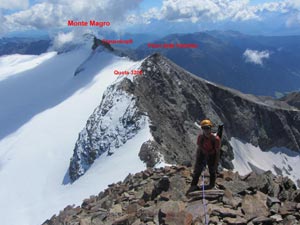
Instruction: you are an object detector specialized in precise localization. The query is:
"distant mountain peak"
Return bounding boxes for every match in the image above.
[92,37,114,52]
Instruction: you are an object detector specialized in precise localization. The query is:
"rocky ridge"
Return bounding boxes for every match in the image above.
[131,53,300,172]
[280,92,300,109]
[133,53,300,157]
[43,165,300,225]
[69,52,300,183]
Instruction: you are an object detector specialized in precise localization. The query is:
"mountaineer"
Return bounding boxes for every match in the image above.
[188,119,221,192]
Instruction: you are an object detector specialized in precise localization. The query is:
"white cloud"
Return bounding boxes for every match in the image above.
[130,0,259,24]
[243,49,270,65]
[2,0,300,35]
[284,0,300,26]
[3,0,142,34]
[286,12,300,26]
[0,0,29,10]
[51,31,75,49]
[0,11,8,35]
[130,0,300,25]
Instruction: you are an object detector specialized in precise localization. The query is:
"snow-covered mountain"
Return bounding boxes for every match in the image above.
[0,42,158,225]
[0,38,300,225]
[68,78,149,182]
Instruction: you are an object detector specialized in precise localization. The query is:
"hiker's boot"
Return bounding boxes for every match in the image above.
[208,174,216,189]
[188,176,200,193]
[188,185,200,193]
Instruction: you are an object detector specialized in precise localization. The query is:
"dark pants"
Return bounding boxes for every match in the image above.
[191,150,216,187]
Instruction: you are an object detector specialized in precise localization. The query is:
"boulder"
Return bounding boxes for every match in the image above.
[245,171,279,196]
[291,190,300,203]
[185,200,206,219]
[223,217,247,225]
[270,203,281,214]
[279,201,297,216]
[251,216,275,224]
[151,176,170,200]
[109,204,123,214]
[221,180,250,195]
[158,200,192,225]
[111,214,136,225]
[222,189,242,209]
[270,214,283,222]
[210,204,243,218]
[266,196,281,207]
[241,192,269,220]
[188,190,224,201]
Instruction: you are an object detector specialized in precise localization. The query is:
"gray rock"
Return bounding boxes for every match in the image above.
[210,205,243,218]
[221,180,250,195]
[279,201,297,216]
[270,214,283,222]
[245,171,280,197]
[209,216,220,225]
[270,203,281,215]
[109,204,122,214]
[291,190,300,203]
[188,190,224,202]
[151,176,170,200]
[251,216,275,224]
[222,189,242,209]
[139,140,161,168]
[185,200,206,219]
[282,177,297,191]
[267,196,281,207]
[282,215,297,225]
[241,192,269,220]
[223,217,247,225]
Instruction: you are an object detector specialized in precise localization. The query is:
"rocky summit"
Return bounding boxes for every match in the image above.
[43,165,300,225]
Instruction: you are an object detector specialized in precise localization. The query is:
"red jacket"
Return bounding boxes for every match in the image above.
[197,134,221,155]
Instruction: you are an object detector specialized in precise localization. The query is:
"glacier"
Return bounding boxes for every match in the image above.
[0,46,152,225]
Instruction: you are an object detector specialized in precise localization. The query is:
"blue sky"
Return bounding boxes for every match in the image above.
[1,0,300,37]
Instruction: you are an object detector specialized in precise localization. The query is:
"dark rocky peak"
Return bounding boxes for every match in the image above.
[91,36,130,59]
[43,165,300,225]
[280,92,300,109]
[92,37,114,52]
[128,53,300,170]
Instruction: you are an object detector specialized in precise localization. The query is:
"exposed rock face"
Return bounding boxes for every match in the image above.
[92,37,114,51]
[132,53,300,167]
[139,140,162,168]
[69,53,300,182]
[69,79,148,182]
[43,166,300,225]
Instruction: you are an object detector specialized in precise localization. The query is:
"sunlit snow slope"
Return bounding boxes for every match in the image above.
[0,47,151,225]
[0,52,57,82]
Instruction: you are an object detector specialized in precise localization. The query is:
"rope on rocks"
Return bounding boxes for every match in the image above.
[202,172,209,225]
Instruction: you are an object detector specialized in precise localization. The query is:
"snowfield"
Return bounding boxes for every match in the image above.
[0,52,57,82]
[0,47,152,225]
[230,137,300,188]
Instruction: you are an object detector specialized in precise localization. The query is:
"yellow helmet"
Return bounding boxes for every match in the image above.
[200,119,213,127]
